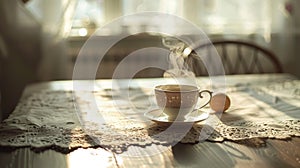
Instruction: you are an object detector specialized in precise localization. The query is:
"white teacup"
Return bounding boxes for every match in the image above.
[155,84,212,121]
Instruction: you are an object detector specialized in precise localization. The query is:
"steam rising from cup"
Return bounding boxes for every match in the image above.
[162,36,196,80]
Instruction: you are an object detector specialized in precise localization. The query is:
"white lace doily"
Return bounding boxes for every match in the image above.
[0,80,299,153]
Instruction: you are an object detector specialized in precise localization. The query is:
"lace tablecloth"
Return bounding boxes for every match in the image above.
[0,79,299,153]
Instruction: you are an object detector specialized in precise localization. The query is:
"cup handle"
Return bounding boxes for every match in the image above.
[198,90,213,109]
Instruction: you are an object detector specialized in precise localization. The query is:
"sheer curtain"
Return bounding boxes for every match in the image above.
[0,0,78,120]
[0,0,41,120]
[25,0,77,80]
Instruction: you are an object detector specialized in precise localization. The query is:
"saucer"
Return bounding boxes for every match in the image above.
[144,109,209,124]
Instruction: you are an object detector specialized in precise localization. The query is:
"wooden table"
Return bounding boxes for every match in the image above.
[0,74,299,168]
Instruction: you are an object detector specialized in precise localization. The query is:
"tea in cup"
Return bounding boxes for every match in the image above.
[154,84,212,121]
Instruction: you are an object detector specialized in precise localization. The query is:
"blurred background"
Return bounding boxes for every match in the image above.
[0,0,300,120]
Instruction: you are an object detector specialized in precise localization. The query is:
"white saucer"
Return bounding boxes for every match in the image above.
[144,109,209,124]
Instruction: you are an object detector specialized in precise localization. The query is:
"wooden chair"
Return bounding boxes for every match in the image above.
[186,40,283,76]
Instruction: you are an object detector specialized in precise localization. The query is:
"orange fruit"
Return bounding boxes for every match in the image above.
[209,93,231,112]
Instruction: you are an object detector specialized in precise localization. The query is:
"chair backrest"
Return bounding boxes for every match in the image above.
[186,40,283,76]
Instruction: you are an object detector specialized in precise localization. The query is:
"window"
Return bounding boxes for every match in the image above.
[70,0,272,37]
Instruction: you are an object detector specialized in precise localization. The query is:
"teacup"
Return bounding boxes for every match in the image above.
[155,84,212,121]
